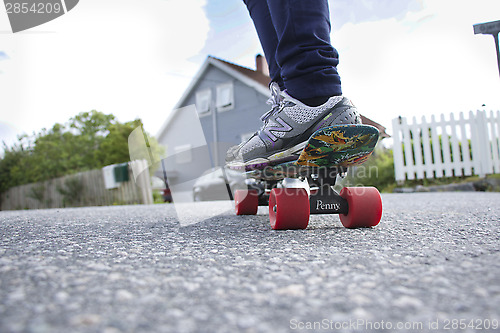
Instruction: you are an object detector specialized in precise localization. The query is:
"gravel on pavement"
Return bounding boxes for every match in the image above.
[0,192,499,332]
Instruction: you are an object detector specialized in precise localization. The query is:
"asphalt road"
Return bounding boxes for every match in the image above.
[0,192,499,333]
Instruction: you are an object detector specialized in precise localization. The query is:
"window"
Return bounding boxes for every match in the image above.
[174,144,192,164]
[216,82,234,112]
[196,89,211,115]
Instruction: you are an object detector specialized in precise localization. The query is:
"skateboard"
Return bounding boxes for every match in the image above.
[232,124,383,230]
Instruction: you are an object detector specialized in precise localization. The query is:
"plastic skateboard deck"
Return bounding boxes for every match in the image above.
[233,124,383,230]
[246,124,380,181]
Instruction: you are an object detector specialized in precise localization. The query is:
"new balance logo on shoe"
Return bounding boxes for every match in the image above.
[262,117,292,142]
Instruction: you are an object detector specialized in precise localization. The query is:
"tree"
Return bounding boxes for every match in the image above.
[0,140,31,193]
[96,119,144,166]
[0,110,161,193]
[68,111,115,169]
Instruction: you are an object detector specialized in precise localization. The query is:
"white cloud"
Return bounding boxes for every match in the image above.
[0,0,210,144]
[334,0,500,134]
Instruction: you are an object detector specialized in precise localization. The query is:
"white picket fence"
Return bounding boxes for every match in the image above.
[392,110,500,182]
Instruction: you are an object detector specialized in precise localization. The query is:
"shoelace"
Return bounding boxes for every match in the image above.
[260,82,284,122]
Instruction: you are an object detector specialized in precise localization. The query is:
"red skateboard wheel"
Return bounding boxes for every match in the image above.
[339,187,382,228]
[269,188,310,230]
[234,189,258,215]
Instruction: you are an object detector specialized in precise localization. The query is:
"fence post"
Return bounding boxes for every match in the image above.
[411,116,424,179]
[440,114,453,177]
[491,110,500,173]
[470,111,488,177]
[430,115,443,178]
[478,110,493,175]
[459,112,473,176]
[392,117,405,182]
[420,115,433,179]
[449,113,461,177]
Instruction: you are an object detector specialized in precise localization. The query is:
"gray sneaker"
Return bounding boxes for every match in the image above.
[226,83,361,169]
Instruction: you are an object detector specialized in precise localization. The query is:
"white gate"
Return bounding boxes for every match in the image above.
[392,111,500,182]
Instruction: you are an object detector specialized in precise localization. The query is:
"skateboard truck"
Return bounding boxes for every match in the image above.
[308,166,348,215]
[309,185,348,215]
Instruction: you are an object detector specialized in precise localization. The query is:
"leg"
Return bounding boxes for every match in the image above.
[243,0,284,89]
[227,0,358,169]
[266,0,342,101]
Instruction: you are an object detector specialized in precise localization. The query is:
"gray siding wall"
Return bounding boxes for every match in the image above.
[156,105,212,190]
[180,66,270,166]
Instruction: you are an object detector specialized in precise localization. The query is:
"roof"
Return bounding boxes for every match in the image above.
[211,56,271,89]
[361,115,389,138]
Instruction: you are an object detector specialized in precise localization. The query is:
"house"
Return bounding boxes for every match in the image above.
[156,55,388,175]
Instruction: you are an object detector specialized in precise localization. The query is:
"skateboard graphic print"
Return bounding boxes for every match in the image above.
[296,125,379,167]
[232,124,383,230]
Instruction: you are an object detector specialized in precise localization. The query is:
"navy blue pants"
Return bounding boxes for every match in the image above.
[243,0,342,100]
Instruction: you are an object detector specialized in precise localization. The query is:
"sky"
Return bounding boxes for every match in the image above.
[0,0,499,152]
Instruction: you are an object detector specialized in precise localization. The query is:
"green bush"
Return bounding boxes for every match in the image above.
[153,190,164,204]
[343,147,396,192]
